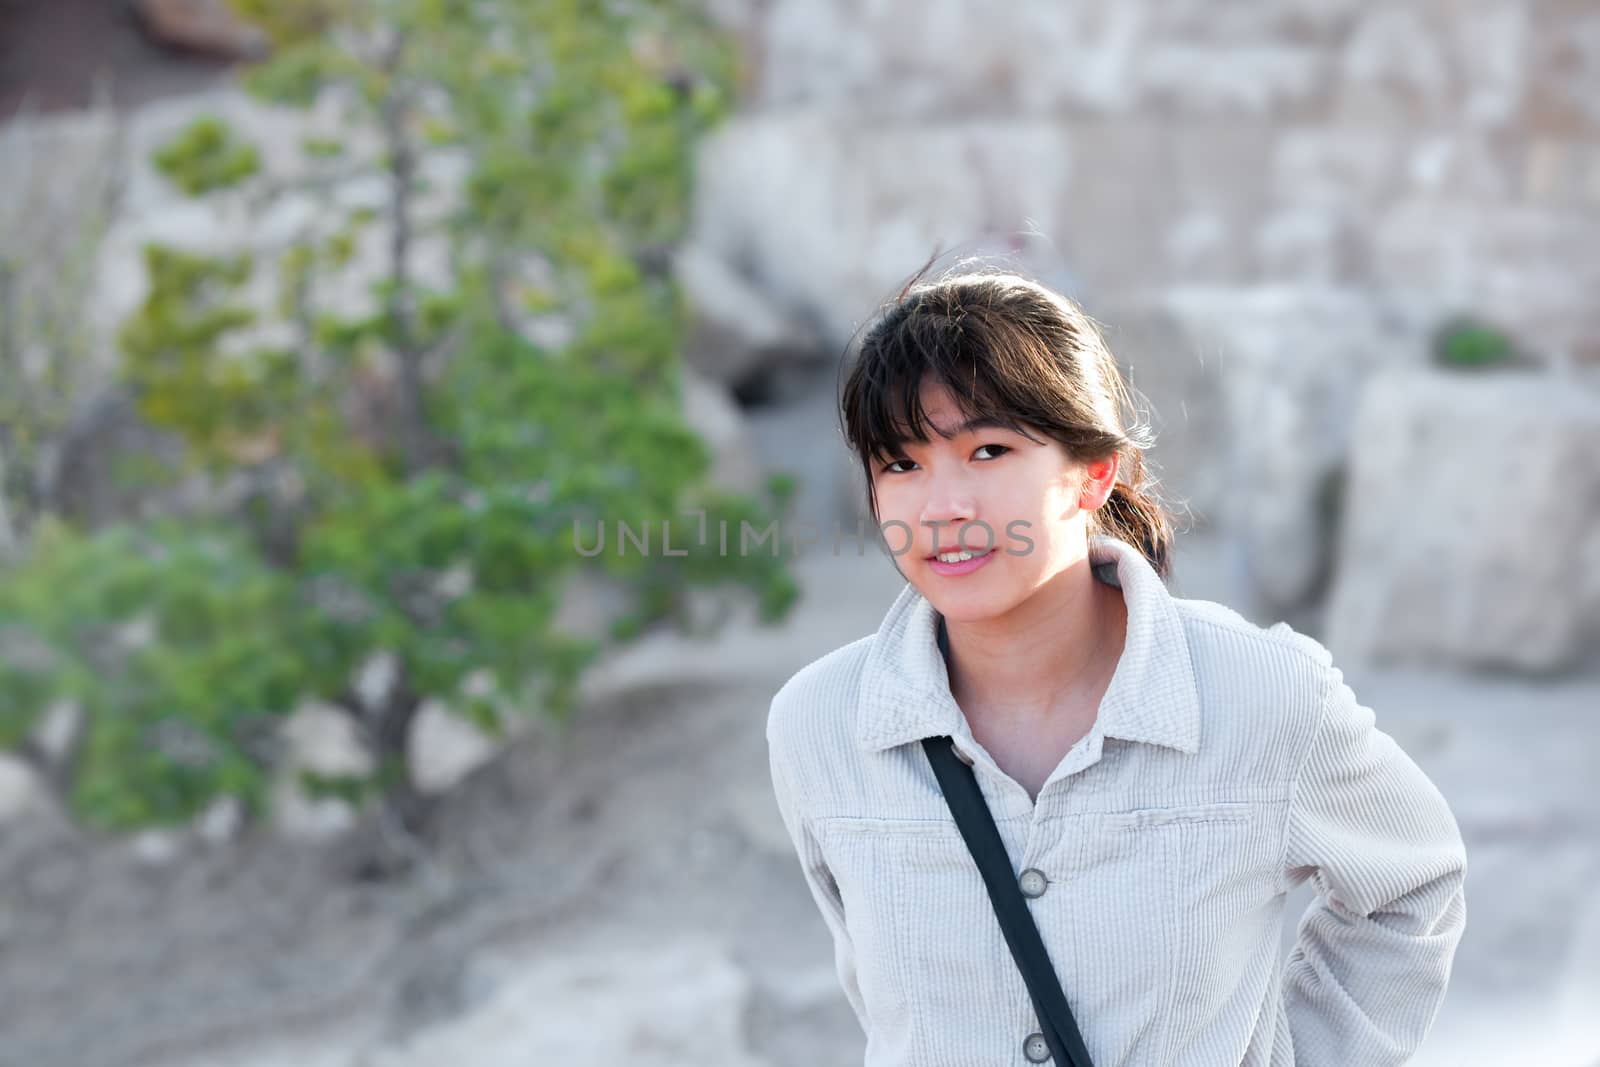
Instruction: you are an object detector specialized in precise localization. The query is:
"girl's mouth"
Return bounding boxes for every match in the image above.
[927,547,996,576]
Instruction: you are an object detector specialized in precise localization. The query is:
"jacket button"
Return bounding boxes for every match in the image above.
[1019,867,1048,898]
[954,745,975,767]
[1023,1031,1051,1062]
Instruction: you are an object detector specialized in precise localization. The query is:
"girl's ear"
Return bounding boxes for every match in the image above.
[1077,453,1121,511]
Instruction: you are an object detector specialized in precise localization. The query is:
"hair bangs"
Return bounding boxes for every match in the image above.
[842,295,1047,465]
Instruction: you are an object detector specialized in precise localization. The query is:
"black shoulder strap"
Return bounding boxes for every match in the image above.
[922,734,1096,1067]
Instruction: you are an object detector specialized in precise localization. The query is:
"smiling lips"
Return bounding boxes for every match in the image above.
[928,546,988,561]
[926,546,997,576]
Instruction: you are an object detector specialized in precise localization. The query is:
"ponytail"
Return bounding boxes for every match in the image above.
[1092,449,1173,580]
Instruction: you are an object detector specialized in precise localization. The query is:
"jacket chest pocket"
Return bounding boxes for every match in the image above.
[819,816,1038,1063]
[1101,802,1284,1058]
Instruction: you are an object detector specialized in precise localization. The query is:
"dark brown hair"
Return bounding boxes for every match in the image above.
[838,267,1176,578]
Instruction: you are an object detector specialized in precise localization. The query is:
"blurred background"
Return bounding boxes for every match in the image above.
[1,1,1598,1064]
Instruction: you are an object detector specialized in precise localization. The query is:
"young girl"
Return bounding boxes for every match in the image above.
[766,270,1467,1066]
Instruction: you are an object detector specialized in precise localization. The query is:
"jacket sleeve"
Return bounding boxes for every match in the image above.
[1280,663,1468,1065]
[767,734,869,1034]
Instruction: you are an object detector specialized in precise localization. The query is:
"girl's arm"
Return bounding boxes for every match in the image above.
[768,742,870,1033]
[1281,664,1469,1066]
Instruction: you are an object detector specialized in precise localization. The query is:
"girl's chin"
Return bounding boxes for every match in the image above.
[918,586,1016,624]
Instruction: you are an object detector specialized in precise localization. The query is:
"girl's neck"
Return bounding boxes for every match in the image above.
[940,557,1128,727]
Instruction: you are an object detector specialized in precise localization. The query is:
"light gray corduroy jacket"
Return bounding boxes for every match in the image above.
[766,534,1467,1066]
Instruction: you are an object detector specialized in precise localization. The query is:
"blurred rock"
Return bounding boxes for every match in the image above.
[731,357,866,533]
[270,699,373,841]
[553,568,634,645]
[271,777,358,842]
[193,794,244,844]
[1326,367,1600,673]
[679,366,767,494]
[28,698,84,770]
[752,0,1330,117]
[1092,295,1231,526]
[679,2,1600,587]
[131,0,269,60]
[689,114,1084,349]
[676,244,825,391]
[282,700,374,777]
[129,827,184,865]
[740,0,1597,137]
[1373,198,1600,371]
[354,650,400,715]
[0,754,46,824]
[408,699,497,796]
[1160,286,1429,613]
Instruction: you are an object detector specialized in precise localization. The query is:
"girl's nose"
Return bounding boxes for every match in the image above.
[920,490,978,548]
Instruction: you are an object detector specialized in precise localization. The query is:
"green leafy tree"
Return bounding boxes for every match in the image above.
[0,0,797,849]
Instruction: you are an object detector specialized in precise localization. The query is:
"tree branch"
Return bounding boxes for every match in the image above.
[379,31,432,479]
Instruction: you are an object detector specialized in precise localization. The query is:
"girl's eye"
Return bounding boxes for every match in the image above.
[881,444,1009,474]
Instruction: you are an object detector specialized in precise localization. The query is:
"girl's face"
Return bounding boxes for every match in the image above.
[870,378,1117,624]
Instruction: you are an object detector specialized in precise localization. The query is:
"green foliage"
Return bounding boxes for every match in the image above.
[117,245,295,472]
[0,517,299,829]
[437,318,798,642]
[152,117,262,195]
[0,0,791,835]
[301,135,345,159]
[1433,317,1517,369]
[241,41,349,106]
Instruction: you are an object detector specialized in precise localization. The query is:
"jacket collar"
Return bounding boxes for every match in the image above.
[854,534,1201,756]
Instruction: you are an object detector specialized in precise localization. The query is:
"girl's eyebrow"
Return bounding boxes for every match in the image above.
[883,417,1039,456]
[928,417,1028,439]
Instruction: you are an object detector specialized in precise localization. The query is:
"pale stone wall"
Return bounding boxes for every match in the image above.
[699,0,1600,359]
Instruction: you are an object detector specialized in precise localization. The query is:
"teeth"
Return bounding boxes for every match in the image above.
[936,549,983,563]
